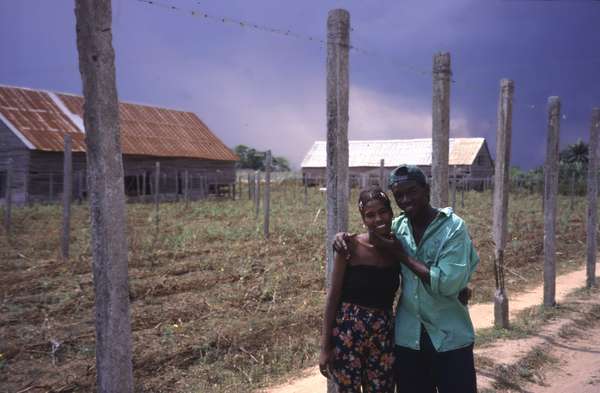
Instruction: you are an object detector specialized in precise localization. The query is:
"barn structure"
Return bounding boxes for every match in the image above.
[0,85,238,205]
[300,138,494,188]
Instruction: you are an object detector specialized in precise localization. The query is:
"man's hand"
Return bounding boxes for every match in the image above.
[332,232,356,260]
[369,230,406,259]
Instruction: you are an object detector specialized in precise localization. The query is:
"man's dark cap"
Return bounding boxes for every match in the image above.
[389,164,427,188]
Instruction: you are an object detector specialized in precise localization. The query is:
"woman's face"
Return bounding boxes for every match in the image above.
[361,199,393,236]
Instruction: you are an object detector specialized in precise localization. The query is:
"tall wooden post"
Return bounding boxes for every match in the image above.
[255,171,260,218]
[184,169,189,208]
[492,79,514,328]
[303,173,309,207]
[3,158,12,236]
[264,150,271,238]
[326,8,350,286]
[379,159,385,190]
[154,162,160,232]
[74,0,133,391]
[544,97,561,307]
[49,173,54,202]
[61,134,73,260]
[451,166,457,210]
[327,10,350,393]
[247,173,252,200]
[586,108,600,288]
[431,52,451,208]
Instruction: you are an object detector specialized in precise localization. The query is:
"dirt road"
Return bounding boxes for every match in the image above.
[263,262,599,393]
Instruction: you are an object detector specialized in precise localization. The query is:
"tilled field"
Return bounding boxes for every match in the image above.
[0,187,590,392]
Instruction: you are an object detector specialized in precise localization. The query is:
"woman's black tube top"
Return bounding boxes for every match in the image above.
[340,264,400,310]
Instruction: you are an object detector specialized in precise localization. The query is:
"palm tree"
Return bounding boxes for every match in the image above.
[560,139,589,206]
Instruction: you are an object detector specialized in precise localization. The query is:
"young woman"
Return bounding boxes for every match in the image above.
[319,186,400,393]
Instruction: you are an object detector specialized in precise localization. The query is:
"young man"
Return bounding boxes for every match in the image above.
[334,164,479,393]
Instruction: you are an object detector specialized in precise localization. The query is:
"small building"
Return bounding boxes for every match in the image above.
[0,85,238,205]
[300,138,493,188]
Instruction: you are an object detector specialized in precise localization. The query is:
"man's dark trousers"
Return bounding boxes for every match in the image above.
[394,326,477,393]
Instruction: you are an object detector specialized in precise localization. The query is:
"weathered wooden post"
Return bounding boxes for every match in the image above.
[77,170,84,204]
[451,166,457,210]
[327,11,350,393]
[461,178,465,208]
[141,172,146,200]
[247,172,252,200]
[379,159,385,190]
[74,0,133,390]
[326,9,350,283]
[264,150,271,238]
[431,52,451,208]
[303,173,309,207]
[61,134,73,260]
[49,173,54,202]
[254,171,260,218]
[586,108,600,288]
[492,79,514,328]
[184,170,189,208]
[544,97,561,307]
[154,162,160,234]
[3,158,12,236]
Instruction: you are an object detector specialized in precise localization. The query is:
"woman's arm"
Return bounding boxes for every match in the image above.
[319,251,347,377]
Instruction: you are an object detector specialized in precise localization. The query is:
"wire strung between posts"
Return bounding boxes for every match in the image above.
[132,0,436,80]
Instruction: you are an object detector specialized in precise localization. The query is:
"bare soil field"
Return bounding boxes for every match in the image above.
[0,187,593,392]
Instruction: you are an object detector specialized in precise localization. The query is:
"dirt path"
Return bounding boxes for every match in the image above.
[262,263,599,393]
[524,320,600,393]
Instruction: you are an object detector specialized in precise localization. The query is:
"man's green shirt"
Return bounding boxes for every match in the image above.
[392,207,479,352]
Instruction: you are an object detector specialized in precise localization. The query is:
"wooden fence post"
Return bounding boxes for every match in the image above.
[304,173,309,207]
[492,79,514,328]
[247,173,252,200]
[431,52,451,208]
[544,97,561,307]
[379,158,385,190]
[586,108,600,288]
[451,166,457,210]
[49,173,54,202]
[154,162,160,234]
[327,11,350,393]
[78,170,84,204]
[74,0,133,390]
[61,134,73,261]
[3,158,12,236]
[326,8,350,287]
[184,169,189,208]
[255,171,260,218]
[264,150,271,238]
[460,178,465,208]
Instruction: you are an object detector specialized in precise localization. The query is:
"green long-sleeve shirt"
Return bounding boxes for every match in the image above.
[392,207,479,352]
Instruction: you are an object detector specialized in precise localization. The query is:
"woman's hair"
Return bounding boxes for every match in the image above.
[358,186,392,214]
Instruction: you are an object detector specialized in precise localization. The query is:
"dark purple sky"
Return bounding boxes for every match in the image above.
[2,0,599,169]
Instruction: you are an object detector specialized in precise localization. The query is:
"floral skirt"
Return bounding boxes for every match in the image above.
[330,302,396,393]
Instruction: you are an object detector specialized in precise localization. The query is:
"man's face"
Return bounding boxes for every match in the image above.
[390,180,429,217]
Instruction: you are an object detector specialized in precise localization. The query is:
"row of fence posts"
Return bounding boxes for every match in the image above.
[244,151,273,238]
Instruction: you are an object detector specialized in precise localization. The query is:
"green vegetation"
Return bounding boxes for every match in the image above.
[233,144,291,171]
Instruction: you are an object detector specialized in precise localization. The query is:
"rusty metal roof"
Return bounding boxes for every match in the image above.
[301,138,487,168]
[0,85,238,161]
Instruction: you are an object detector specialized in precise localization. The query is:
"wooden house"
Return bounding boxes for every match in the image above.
[0,85,238,205]
[300,138,494,188]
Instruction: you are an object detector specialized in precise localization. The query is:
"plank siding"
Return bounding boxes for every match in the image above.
[0,121,30,204]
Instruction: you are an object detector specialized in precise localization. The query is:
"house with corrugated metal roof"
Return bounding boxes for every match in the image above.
[0,85,238,204]
[300,138,493,188]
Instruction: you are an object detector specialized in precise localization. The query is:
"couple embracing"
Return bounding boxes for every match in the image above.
[320,165,479,393]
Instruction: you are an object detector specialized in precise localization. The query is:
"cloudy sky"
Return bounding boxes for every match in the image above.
[2,0,600,169]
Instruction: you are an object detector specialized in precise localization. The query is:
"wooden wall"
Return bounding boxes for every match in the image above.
[0,121,30,205]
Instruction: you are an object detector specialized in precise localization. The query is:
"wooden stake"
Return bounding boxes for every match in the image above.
[255,171,260,218]
[61,134,73,261]
[586,108,600,288]
[154,162,160,234]
[326,9,350,292]
[74,0,133,390]
[264,151,271,238]
[544,97,561,307]
[3,158,12,236]
[431,52,451,208]
[492,79,514,328]
[379,158,385,190]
